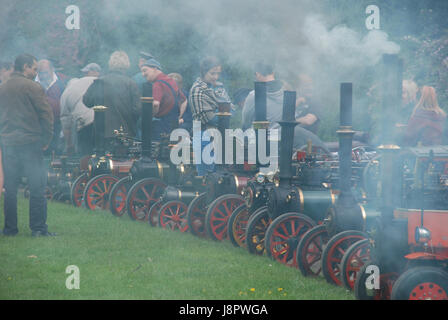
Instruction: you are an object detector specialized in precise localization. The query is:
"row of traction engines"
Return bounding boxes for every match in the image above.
[38,53,448,300]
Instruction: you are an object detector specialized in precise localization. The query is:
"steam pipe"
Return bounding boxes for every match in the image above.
[93,106,107,156]
[253,82,269,167]
[278,91,297,184]
[141,82,154,159]
[216,101,231,167]
[338,83,354,194]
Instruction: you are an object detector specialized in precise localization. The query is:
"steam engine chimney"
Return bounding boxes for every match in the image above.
[93,105,107,156]
[278,91,298,184]
[141,82,154,159]
[253,82,269,167]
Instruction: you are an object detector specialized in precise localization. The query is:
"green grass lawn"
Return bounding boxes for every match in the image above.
[0,196,353,300]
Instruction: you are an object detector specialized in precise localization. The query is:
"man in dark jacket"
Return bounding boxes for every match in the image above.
[83,51,141,140]
[0,53,55,237]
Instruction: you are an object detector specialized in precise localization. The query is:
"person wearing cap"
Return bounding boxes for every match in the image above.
[60,63,101,155]
[83,51,141,140]
[133,51,154,92]
[140,58,187,139]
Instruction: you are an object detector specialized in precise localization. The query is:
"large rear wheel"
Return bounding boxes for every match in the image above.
[296,225,330,277]
[83,174,119,210]
[227,204,250,248]
[321,230,368,286]
[70,172,88,207]
[205,194,245,241]
[126,178,167,221]
[265,212,316,268]
[245,207,271,255]
[109,176,133,217]
[186,193,207,238]
[340,239,372,290]
[158,200,189,232]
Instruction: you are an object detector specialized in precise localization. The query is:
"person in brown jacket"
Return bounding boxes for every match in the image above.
[0,53,55,237]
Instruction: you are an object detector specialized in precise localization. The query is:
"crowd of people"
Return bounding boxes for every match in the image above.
[0,50,446,237]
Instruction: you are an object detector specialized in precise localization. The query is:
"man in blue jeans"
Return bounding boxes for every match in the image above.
[0,53,55,237]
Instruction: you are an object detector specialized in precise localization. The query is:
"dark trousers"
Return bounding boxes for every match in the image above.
[2,143,48,235]
[77,123,94,156]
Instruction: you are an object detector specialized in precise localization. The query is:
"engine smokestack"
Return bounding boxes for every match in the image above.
[278,91,297,184]
[253,82,269,167]
[141,82,154,159]
[93,106,107,156]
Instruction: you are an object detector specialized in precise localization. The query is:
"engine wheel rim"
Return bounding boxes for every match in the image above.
[298,227,329,277]
[187,194,207,237]
[148,200,162,227]
[268,216,314,267]
[409,283,448,300]
[127,179,167,221]
[207,197,244,241]
[159,201,189,232]
[85,176,118,210]
[231,206,250,248]
[344,242,371,290]
[325,235,366,286]
[71,174,88,207]
[246,210,271,255]
[110,178,131,216]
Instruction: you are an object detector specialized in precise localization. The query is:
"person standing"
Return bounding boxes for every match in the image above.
[0,53,55,237]
[140,58,186,139]
[189,56,232,176]
[36,59,66,155]
[83,51,141,141]
[60,63,101,156]
[403,86,446,146]
[0,61,13,84]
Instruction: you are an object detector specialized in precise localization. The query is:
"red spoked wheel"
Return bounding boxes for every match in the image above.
[245,206,271,255]
[265,212,316,268]
[83,174,119,210]
[186,193,207,238]
[354,261,398,300]
[158,200,189,232]
[126,178,167,221]
[341,239,372,290]
[391,267,448,300]
[296,225,330,277]
[205,194,245,241]
[321,230,368,286]
[227,204,250,248]
[148,200,163,227]
[70,172,88,207]
[109,176,133,217]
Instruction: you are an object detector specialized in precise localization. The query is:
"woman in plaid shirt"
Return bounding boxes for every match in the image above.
[189,56,232,176]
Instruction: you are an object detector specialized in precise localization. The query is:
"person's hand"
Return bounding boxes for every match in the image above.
[178,118,184,125]
[296,96,306,106]
[42,144,49,151]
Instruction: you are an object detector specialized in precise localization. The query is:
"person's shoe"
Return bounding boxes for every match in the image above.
[31,231,57,237]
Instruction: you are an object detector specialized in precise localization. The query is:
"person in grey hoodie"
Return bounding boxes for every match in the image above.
[242,62,329,153]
